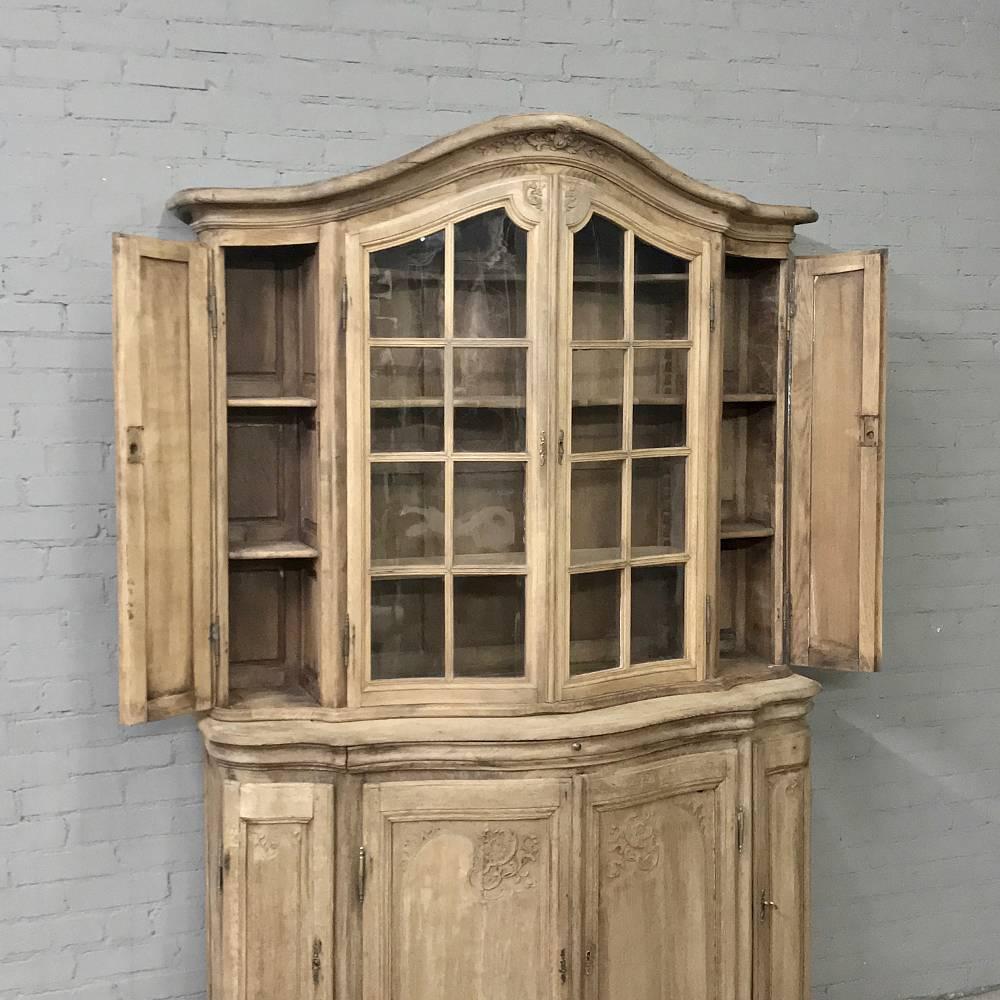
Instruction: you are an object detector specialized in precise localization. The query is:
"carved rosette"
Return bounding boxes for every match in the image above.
[469,827,540,899]
[482,125,610,160]
[606,809,661,879]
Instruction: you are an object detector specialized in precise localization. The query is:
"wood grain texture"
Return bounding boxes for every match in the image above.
[220,781,334,1000]
[753,728,811,1000]
[788,251,886,671]
[583,750,740,1000]
[113,234,213,724]
[362,778,571,1000]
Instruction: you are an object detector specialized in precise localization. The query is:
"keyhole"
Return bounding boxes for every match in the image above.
[129,443,138,455]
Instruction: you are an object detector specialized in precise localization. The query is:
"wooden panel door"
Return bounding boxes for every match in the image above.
[112,234,214,723]
[362,778,571,1000]
[582,749,740,1000]
[788,251,886,671]
[220,781,335,1000]
[753,731,810,1000]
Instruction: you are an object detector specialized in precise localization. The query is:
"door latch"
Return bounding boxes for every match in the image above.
[860,414,879,447]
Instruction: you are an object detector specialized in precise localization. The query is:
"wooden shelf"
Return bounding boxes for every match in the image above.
[720,521,774,541]
[575,273,688,284]
[228,397,317,409]
[722,393,776,405]
[573,396,684,407]
[370,397,524,409]
[371,398,444,408]
[229,541,319,561]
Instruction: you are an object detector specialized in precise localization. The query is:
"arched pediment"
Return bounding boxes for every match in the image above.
[168,114,817,250]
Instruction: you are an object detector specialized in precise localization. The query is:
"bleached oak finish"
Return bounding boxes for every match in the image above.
[113,235,213,724]
[788,251,886,671]
[112,115,889,1000]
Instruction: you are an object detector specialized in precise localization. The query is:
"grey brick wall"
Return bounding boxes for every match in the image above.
[1,1,998,998]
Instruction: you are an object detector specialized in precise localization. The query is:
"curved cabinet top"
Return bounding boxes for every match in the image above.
[168,113,817,253]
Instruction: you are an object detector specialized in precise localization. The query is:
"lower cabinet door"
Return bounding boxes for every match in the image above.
[220,781,335,1000]
[361,778,572,1000]
[582,749,740,1000]
[754,731,810,1000]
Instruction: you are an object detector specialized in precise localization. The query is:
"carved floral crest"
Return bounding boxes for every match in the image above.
[606,809,661,879]
[469,827,540,899]
[482,125,610,160]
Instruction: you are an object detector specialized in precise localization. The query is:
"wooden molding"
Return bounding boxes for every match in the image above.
[168,114,817,247]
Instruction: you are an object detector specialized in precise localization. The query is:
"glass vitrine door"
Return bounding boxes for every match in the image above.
[561,206,705,693]
[349,195,547,705]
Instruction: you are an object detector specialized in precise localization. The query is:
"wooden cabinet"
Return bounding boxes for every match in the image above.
[113,115,887,999]
[581,750,740,1000]
[362,779,572,1000]
[219,781,335,1000]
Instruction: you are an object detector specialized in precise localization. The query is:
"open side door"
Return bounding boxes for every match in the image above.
[787,251,886,671]
[113,234,214,722]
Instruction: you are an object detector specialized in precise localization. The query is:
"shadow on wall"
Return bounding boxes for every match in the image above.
[799,266,1000,999]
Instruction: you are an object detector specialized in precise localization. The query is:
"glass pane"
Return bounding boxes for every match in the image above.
[571,461,622,565]
[454,463,525,566]
[371,577,444,679]
[573,214,624,341]
[631,564,684,664]
[632,348,687,448]
[454,209,526,339]
[454,576,525,678]
[370,231,445,339]
[370,463,444,567]
[634,237,688,341]
[572,349,623,453]
[570,570,621,674]
[631,457,685,557]
[370,347,444,452]
[454,346,526,452]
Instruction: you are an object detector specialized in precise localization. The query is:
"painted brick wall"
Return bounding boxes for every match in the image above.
[1,1,998,998]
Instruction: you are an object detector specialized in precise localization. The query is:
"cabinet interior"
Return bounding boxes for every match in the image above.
[717,257,781,675]
[225,244,320,704]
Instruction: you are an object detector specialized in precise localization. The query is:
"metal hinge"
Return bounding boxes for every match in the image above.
[125,425,144,465]
[539,431,547,467]
[208,282,219,339]
[705,596,713,652]
[709,284,717,335]
[559,948,567,985]
[341,615,352,667]
[357,846,367,903]
[782,590,792,664]
[217,847,230,893]
[209,620,220,670]
[786,266,797,322]
[311,938,322,986]
[737,807,745,854]
[339,278,348,338]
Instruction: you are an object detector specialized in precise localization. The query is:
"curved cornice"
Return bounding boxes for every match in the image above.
[167,113,818,235]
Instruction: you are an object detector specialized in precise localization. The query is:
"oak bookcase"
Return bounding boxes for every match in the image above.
[113,114,885,1000]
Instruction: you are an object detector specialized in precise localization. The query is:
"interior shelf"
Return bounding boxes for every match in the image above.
[229,541,320,561]
[722,393,777,405]
[574,273,689,284]
[228,397,318,409]
[720,520,774,540]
